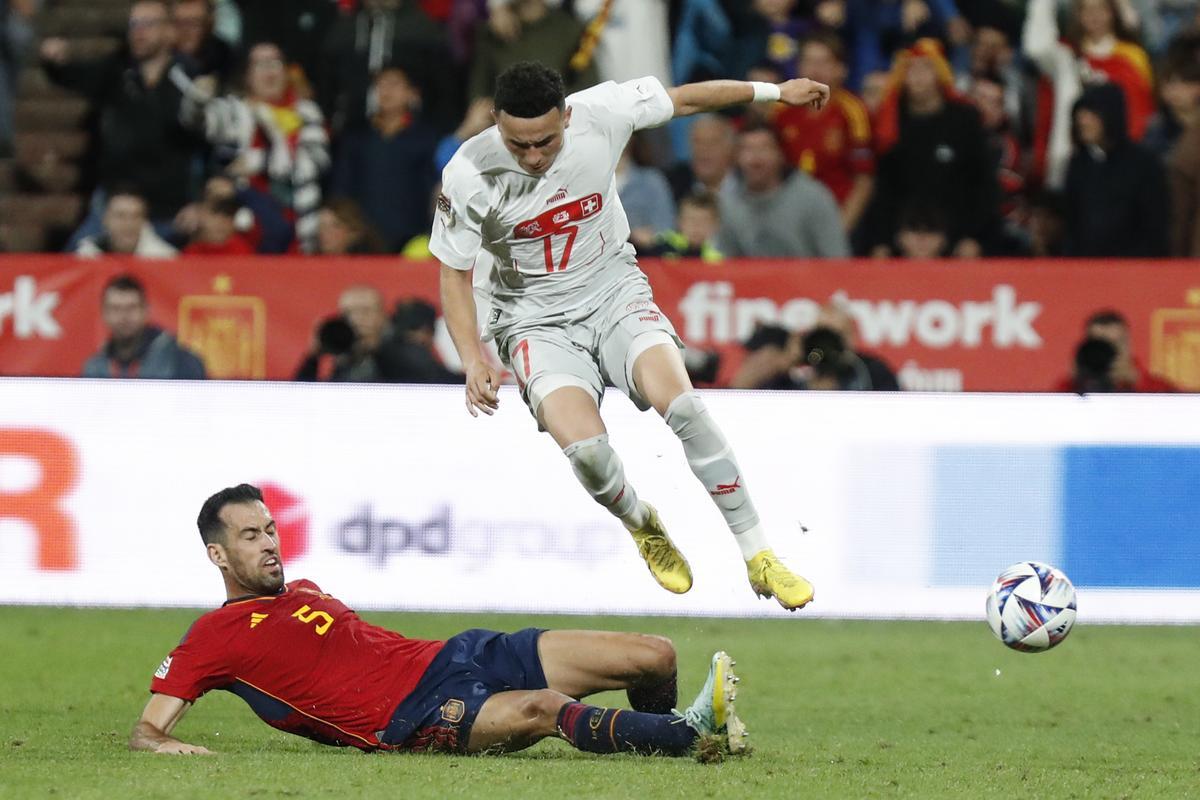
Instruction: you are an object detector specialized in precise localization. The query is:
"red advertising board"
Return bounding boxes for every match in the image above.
[1,256,1198,391]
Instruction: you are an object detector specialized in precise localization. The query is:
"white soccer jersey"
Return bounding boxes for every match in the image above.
[429,76,675,333]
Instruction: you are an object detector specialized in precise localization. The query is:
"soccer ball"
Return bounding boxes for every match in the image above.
[985,562,1077,652]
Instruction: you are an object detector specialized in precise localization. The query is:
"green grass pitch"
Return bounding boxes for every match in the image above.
[2,607,1197,799]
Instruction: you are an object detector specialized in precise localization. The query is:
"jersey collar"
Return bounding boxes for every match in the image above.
[222,584,288,606]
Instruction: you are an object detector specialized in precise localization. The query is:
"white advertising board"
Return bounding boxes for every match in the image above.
[2,379,1199,622]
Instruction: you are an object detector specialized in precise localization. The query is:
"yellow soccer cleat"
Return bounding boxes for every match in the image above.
[627,503,693,594]
[746,549,814,611]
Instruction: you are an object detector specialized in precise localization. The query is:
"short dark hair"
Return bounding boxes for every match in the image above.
[1087,309,1128,328]
[205,195,240,218]
[393,298,438,334]
[494,61,565,118]
[107,184,147,207]
[898,204,948,234]
[197,484,263,545]
[801,31,846,65]
[680,191,719,215]
[103,273,146,300]
[738,120,782,148]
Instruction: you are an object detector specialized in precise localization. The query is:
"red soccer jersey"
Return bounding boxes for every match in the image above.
[773,88,874,204]
[149,579,444,750]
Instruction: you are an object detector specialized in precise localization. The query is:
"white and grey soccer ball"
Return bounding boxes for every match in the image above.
[986,562,1077,652]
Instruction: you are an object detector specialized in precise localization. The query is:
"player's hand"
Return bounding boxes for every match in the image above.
[464,362,501,417]
[779,78,830,110]
[154,741,214,755]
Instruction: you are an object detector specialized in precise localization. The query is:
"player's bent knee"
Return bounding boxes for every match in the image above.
[664,390,707,433]
[564,435,613,481]
[520,689,573,735]
[638,635,677,678]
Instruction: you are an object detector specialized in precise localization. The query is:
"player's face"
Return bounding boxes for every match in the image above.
[212,501,284,595]
[495,106,572,176]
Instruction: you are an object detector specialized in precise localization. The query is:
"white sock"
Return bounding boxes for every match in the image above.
[732,523,770,561]
[622,501,649,531]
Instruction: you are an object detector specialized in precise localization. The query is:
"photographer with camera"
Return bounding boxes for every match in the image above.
[731,305,899,392]
[1056,310,1177,393]
[294,287,463,384]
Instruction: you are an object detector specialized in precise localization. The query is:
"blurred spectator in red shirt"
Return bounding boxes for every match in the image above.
[1055,309,1177,392]
[774,32,875,231]
[183,195,256,254]
[1024,0,1154,187]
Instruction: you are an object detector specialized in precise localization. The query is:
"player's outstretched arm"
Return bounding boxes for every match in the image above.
[129,693,213,755]
[440,263,501,417]
[667,78,830,118]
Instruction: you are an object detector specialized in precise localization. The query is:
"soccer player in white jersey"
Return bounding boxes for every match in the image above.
[432,62,830,610]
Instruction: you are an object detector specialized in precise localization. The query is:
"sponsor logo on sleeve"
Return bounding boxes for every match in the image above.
[154,656,173,680]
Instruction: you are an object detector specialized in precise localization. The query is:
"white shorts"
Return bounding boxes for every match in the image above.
[497,280,682,418]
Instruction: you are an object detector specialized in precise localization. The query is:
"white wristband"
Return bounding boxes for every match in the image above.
[750,81,781,103]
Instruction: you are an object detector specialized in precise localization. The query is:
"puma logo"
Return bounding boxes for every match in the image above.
[710,477,742,496]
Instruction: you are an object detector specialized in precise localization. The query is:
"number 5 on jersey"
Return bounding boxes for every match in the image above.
[292,604,334,635]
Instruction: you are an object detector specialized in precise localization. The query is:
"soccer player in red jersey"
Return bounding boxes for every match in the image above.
[130,484,745,756]
[772,33,875,231]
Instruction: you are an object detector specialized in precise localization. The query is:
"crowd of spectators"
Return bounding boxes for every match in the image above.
[2,0,1198,261]
[2,0,1195,391]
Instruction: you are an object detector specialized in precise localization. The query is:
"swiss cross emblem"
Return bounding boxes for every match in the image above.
[581,195,599,215]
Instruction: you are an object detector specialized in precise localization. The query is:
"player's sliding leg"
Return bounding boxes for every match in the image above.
[465,652,745,756]
[538,385,693,594]
[538,630,678,714]
[631,343,815,611]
